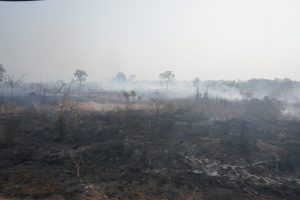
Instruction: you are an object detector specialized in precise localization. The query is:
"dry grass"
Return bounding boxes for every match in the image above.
[0,104,25,114]
[77,101,149,112]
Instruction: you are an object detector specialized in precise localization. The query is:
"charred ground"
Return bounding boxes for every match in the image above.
[0,92,300,200]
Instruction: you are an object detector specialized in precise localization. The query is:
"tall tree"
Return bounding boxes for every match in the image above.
[73,69,88,88]
[159,71,175,90]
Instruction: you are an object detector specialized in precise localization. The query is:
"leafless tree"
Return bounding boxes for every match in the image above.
[69,148,84,181]
[54,82,78,141]
[193,77,201,99]
[5,73,26,97]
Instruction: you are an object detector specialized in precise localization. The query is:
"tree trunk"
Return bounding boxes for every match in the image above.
[11,86,14,97]
[76,163,80,179]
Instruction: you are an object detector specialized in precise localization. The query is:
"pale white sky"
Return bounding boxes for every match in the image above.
[0,0,300,81]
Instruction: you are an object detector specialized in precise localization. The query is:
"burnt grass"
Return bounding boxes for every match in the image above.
[0,99,300,199]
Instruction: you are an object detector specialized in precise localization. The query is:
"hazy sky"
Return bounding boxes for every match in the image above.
[1,0,300,82]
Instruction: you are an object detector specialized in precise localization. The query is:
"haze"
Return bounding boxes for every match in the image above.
[1,0,300,82]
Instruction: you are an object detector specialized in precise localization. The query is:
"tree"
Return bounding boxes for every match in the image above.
[69,148,84,181]
[73,69,88,88]
[159,70,175,90]
[56,82,73,141]
[5,73,25,97]
[193,77,201,99]
[0,64,5,82]
[114,72,127,83]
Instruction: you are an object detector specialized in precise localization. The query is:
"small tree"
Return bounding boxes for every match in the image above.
[69,148,84,181]
[73,69,88,88]
[0,64,5,82]
[119,90,137,109]
[114,72,127,83]
[193,77,201,99]
[5,73,25,97]
[55,83,78,141]
[159,70,175,90]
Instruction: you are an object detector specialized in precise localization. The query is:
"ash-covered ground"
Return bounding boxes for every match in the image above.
[0,80,300,199]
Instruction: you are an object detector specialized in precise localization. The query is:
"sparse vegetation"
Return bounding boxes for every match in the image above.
[0,79,299,200]
[2,1,300,198]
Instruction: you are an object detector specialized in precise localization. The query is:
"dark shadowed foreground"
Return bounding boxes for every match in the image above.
[0,93,299,200]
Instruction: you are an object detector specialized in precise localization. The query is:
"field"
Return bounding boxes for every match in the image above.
[0,84,300,200]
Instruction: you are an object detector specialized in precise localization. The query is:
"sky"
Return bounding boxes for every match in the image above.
[1,0,300,82]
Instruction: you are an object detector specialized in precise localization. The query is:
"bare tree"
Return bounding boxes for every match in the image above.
[203,81,211,99]
[69,148,84,181]
[159,70,175,90]
[73,69,88,89]
[55,83,77,141]
[192,77,201,99]
[5,73,25,97]
[35,81,49,101]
